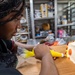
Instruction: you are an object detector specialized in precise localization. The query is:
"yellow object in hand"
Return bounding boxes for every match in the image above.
[23,49,65,58]
[50,50,64,57]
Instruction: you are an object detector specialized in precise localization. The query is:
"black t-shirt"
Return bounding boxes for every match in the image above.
[0,39,18,68]
[0,68,22,75]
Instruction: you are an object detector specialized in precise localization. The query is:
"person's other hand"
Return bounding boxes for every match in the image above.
[34,44,51,60]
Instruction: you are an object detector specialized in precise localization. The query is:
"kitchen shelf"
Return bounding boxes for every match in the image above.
[16,32,29,35]
[29,0,55,39]
[34,17,54,20]
[12,6,30,41]
[34,1,49,4]
[62,3,75,10]
[35,36,46,39]
[26,1,50,4]
[57,23,75,27]
[28,0,75,38]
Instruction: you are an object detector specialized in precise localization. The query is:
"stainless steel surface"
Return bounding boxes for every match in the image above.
[55,0,58,38]
[34,17,54,20]
[57,23,75,27]
[57,0,75,3]
[30,0,35,39]
[26,8,30,38]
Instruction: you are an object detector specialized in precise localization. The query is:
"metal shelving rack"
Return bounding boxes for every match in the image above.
[34,17,54,20]
[25,7,30,38]
[17,7,30,38]
[12,7,30,42]
[57,23,75,27]
[57,0,75,38]
[71,3,75,22]
[54,0,57,38]
[28,0,75,39]
[29,0,57,39]
[70,3,75,35]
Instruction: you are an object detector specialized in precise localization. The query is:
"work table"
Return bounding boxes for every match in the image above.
[17,45,75,75]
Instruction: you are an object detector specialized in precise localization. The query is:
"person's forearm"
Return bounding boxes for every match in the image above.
[39,53,59,75]
[15,42,34,50]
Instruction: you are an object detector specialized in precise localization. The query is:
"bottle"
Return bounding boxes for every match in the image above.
[62,15,67,25]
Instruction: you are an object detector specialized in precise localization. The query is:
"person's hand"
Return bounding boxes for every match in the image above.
[34,44,51,60]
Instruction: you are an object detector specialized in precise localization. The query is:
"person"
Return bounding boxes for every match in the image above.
[0,0,59,75]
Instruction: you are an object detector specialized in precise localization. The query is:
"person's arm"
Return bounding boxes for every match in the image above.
[34,44,59,75]
[15,41,34,51]
[40,53,59,75]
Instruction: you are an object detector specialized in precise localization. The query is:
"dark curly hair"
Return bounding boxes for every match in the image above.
[0,0,25,25]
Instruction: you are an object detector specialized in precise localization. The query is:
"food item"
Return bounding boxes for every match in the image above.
[40,4,48,18]
[42,23,50,31]
[67,42,75,64]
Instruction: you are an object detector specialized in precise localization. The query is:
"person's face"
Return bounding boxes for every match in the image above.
[0,4,24,40]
